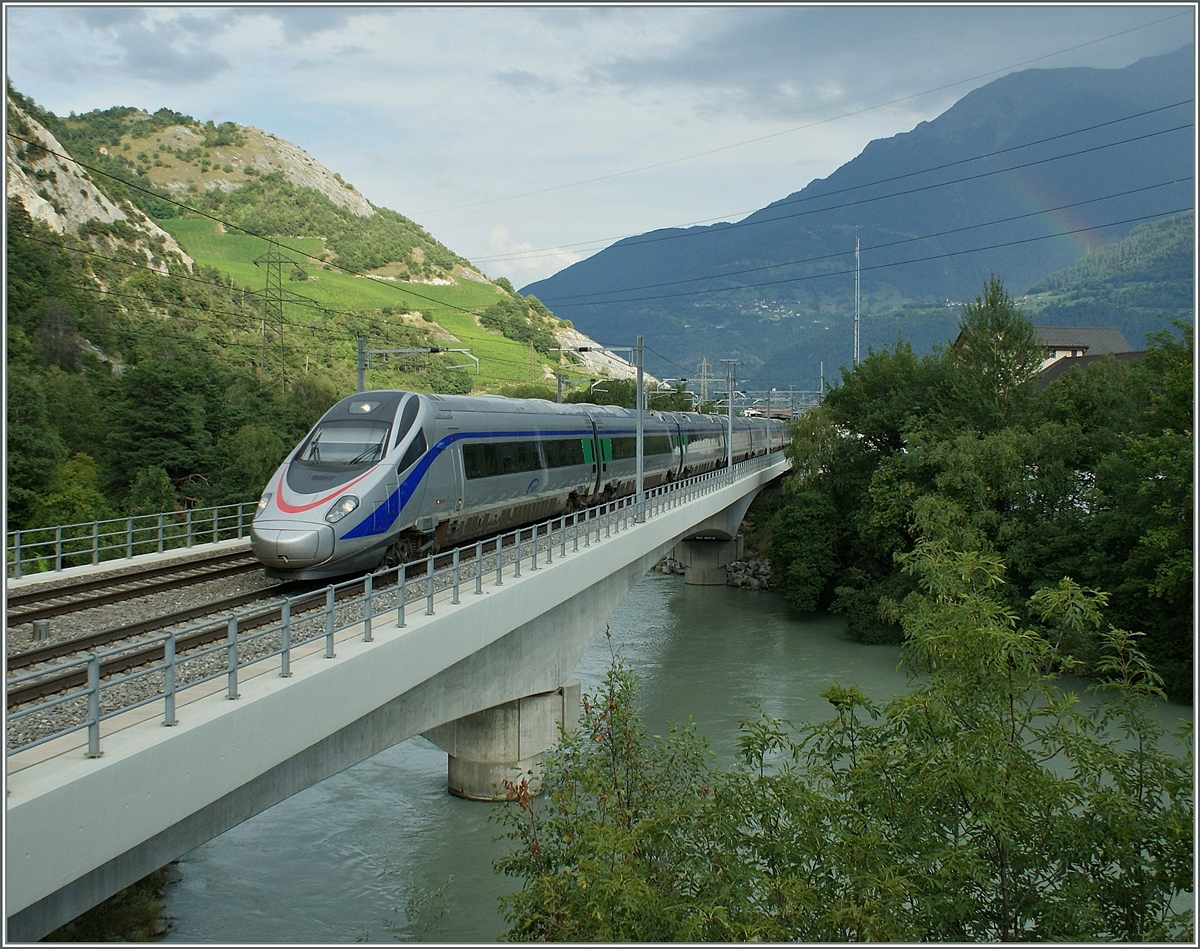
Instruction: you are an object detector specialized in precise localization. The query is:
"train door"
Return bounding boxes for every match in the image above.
[581,410,602,497]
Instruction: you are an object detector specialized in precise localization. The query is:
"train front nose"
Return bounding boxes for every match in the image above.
[251,519,336,569]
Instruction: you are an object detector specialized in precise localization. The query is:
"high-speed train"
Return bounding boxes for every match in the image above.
[250,390,789,580]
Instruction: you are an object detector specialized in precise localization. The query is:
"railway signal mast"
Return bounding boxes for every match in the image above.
[559,339,647,522]
[721,359,739,469]
[356,337,478,391]
[853,235,861,366]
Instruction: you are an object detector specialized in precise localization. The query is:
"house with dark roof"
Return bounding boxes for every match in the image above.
[1033,326,1135,371]
[1032,326,1144,388]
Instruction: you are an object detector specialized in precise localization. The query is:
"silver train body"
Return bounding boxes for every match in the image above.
[250,390,790,580]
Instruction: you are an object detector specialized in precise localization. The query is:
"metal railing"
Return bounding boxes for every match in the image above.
[6,502,260,580]
[5,452,788,759]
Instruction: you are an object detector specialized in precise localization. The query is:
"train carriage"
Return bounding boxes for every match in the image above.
[251,390,788,580]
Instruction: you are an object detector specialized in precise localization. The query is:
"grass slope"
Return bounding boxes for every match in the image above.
[161,218,591,390]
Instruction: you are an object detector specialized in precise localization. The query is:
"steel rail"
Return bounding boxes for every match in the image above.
[7,558,263,626]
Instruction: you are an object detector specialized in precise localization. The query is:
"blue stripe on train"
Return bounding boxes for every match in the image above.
[340,425,723,540]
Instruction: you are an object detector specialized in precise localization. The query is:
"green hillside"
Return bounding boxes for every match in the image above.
[5,87,607,534]
[1020,211,1193,345]
[11,90,601,394]
[160,217,588,391]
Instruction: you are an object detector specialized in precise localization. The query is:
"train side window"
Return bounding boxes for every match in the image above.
[545,438,585,468]
[465,440,542,479]
[397,429,427,474]
[462,442,494,480]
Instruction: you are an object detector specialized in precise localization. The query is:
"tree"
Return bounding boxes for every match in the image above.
[494,548,1193,942]
[495,647,717,942]
[946,275,1041,432]
[767,487,840,611]
[128,466,177,516]
[6,367,69,529]
[33,453,115,527]
[283,376,338,441]
[214,424,286,501]
[770,279,1192,694]
[104,362,212,494]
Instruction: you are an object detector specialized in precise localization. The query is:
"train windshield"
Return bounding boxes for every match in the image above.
[299,420,391,465]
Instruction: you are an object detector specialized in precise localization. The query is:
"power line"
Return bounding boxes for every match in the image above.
[547,207,1193,309]
[541,177,1194,303]
[541,121,1193,264]
[413,11,1191,216]
[5,130,489,318]
[466,98,1192,265]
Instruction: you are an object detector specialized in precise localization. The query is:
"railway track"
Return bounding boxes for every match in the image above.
[5,550,263,626]
[6,524,559,713]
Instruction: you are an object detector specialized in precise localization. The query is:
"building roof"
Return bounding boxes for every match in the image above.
[1033,326,1134,355]
[1036,349,1147,388]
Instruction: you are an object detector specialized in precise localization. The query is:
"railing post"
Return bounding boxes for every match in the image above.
[561,516,567,558]
[574,512,580,552]
[426,554,435,614]
[514,530,521,578]
[452,548,460,604]
[186,508,194,547]
[363,572,373,642]
[532,525,539,570]
[163,634,178,725]
[475,541,483,595]
[213,507,219,543]
[325,586,336,658]
[54,525,63,572]
[92,521,100,565]
[544,521,551,565]
[397,563,407,627]
[237,505,245,538]
[127,517,133,559]
[495,536,504,586]
[85,653,103,757]
[280,599,292,676]
[227,616,240,698]
[583,508,590,547]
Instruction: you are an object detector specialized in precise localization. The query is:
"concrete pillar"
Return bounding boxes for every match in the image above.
[672,535,744,585]
[422,681,581,801]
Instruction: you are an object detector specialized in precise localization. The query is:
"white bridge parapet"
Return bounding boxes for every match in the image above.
[5,453,790,941]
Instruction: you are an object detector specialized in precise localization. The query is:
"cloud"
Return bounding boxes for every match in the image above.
[482,225,583,285]
[584,6,1193,122]
[268,7,356,42]
[72,8,234,84]
[495,68,559,94]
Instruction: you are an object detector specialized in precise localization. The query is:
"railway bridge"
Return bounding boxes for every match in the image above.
[6,453,789,941]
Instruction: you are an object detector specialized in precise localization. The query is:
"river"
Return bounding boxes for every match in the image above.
[161,570,1191,943]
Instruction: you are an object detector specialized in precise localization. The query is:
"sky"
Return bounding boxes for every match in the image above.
[4,3,1195,287]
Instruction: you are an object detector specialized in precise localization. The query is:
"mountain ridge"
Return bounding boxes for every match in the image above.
[522,46,1194,388]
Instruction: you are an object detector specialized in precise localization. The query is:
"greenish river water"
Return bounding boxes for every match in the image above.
[162,571,1190,943]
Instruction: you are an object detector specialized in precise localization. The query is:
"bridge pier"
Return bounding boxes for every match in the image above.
[422,681,580,800]
[672,535,744,585]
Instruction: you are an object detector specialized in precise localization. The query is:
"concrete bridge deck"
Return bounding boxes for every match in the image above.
[5,453,789,940]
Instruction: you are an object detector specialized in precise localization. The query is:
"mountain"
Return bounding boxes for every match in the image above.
[1020,209,1193,345]
[5,86,639,530]
[5,86,639,395]
[6,96,193,272]
[522,46,1194,389]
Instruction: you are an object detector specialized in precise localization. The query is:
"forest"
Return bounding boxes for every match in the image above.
[766,277,1193,700]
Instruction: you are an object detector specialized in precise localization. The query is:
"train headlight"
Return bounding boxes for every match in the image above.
[256,492,273,516]
[325,495,360,523]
